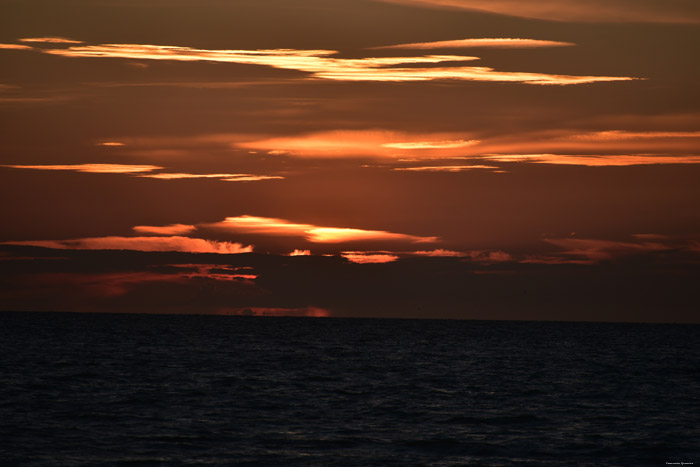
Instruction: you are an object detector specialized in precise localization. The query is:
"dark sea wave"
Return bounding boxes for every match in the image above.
[1,312,698,466]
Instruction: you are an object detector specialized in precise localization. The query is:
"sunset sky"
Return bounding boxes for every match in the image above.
[1,0,699,321]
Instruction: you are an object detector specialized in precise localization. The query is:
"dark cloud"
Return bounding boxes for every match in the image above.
[1,245,698,322]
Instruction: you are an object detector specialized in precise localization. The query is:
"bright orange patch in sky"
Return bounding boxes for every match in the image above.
[211,216,437,244]
[28,41,638,85]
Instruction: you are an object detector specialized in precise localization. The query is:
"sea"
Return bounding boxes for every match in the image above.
[0,312,698,466]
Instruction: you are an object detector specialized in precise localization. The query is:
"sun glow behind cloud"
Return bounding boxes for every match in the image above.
[238,130,481,158]
[133,224,197,235]
[209,216,438,244]
[22,41,639,85]
[381,139,479,149]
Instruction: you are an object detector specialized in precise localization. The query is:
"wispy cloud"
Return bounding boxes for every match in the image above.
[373,0,700,24]
[208,215,438,244]
[97,141,126,147]
[2,164,162,174]
[170,264,257,282]
[463,129,700,161]
[482,154,700,166]
[31,41,637,85]
[18,37,84,44]
[545,237,670,261]
[411,249,465,257]
[133,224,197,235]
[341,252,400,263]
[4,236,253,254]
[2,164,282,182]
[370,38,575,50]
[138,173,284,182]
[0,44,34,50]
[571,130,700,141]
[394,165,498,172]
[288,249,311,256]
[238,130,480,158]
[382,139,479,149]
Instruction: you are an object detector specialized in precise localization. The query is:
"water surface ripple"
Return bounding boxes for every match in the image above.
[1,312,698,466]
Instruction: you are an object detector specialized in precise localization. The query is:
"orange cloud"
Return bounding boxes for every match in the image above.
[0,43,33,50]
[288,249,311,256]
[464,129,700,161]
[97,141,126,147]
[169,264,258,282]
[36,42,636,85]
[1,164,282,182]
[209,215,438,244]
[133,224,197,235]
[341,252,400,263]
[219,306,331,317]
[411,249,465,257]
[138,173,284,182]
[18,37,84,44]
[2,164,161,174]
[238,130,479,158]
[394,165,498,172]
[464,250,514,262]
[5,236,253,254]
[371,38,575,50]
[482,154,700,166]
[373,0,700,23]
[382,139,479,149]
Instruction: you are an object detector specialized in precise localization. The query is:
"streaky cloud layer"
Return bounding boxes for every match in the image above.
[2,164,162,174]
[208,215,438,244]
[18,37,84,44]
[341,252,400,264]
[0,44,33,50]
[394,165,498,172]
[373,0,700,23]
[239,130,481,157]
[29,41,637,85]
[382,139,479,149]
[545,237,670,261]
[138,173,284,182]
[3,236,253,254]
[133,224,196,235]
[482,154,700,166]
[370,38,575,50]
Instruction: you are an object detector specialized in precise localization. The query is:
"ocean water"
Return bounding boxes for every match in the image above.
[0,312,698,466]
